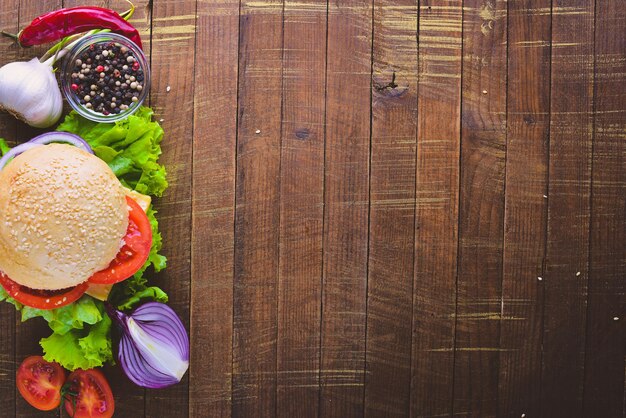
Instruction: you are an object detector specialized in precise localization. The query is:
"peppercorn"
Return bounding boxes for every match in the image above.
[70,41,145,116]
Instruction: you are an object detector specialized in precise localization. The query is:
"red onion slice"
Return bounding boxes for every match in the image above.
[0,142,43,171]
[29,132,93,154]
[0,132,94,172]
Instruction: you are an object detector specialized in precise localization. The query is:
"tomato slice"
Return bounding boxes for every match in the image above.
[16,356,65,411]
[0,272,87,309]
[89,196,153,285]
[64,369,115,418]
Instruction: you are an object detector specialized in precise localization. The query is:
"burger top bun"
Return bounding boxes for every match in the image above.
[0,143,128,290]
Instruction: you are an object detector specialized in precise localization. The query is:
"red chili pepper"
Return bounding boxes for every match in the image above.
[18,6,142,49]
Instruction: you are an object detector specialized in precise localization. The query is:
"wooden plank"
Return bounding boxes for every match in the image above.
[64,1,108,7]
[98,2,153,416]
[0,1,20,416]
[145,0,196,416]
[100,1,152,415]
[364,0,417,415]
[498,1,551,416]
[231,0,283,416]
[13,2,62,416]
[320,0,372,415]
[541,0,594,415]
[582,0,626,416]
[453,0,507,415]
[189,0,238,416]
[110,0,152,55]
[410,1,462,416]
[276,0,326,416]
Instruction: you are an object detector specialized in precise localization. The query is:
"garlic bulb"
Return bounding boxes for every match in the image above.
[0,58,62,128]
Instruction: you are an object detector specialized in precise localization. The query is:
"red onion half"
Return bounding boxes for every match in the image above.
[107,302,189,389]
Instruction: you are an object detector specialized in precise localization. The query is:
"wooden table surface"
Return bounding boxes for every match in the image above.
[0,0,624,417]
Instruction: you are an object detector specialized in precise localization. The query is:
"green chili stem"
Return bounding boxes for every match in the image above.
[0,30,18,40]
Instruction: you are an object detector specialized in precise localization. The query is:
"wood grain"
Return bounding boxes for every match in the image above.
[364,0,417,415]
[541,0,595,415]
[453,0,507,415]
[189,0,238,416]
[410,1,462,416]
[146,0,196,416]
[0,1,624,417]
[320,0,372,415]
[276,0,326,416]
[498,1,551,416]
[232,0,283,416]
[582,0,626,416]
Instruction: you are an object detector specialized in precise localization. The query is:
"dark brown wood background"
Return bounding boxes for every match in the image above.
[0,0,624,417]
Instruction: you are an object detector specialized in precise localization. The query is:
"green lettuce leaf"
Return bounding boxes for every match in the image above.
[40,304,112,370]
[21,296,103,335]
[0,138,9,155]
[57,107,168,196]
[0,286,23,310]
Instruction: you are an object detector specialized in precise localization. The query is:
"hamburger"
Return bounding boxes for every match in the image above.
[0,143,152,309]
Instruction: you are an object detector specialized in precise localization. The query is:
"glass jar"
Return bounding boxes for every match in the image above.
[61,33,150,123]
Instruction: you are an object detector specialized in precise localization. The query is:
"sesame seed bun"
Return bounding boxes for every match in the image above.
[0,143,128,290]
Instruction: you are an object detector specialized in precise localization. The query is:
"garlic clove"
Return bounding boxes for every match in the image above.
[0,58,63,128]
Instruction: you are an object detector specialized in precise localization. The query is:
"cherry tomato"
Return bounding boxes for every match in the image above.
[89,197,152,285]
[0,272,87,309]
[64,369,115,418]
[16,356,65,411]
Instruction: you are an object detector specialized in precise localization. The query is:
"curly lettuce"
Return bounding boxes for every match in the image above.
[57,106,168,196]
[0,107,168,371]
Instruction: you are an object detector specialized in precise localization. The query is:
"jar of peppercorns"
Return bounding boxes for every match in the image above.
[61,33,150,122]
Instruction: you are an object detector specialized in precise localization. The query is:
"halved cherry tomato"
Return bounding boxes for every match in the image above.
[0,272,87,309]
[64,368,115,418]
[89,196,152,285]
[16,356,65,411]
